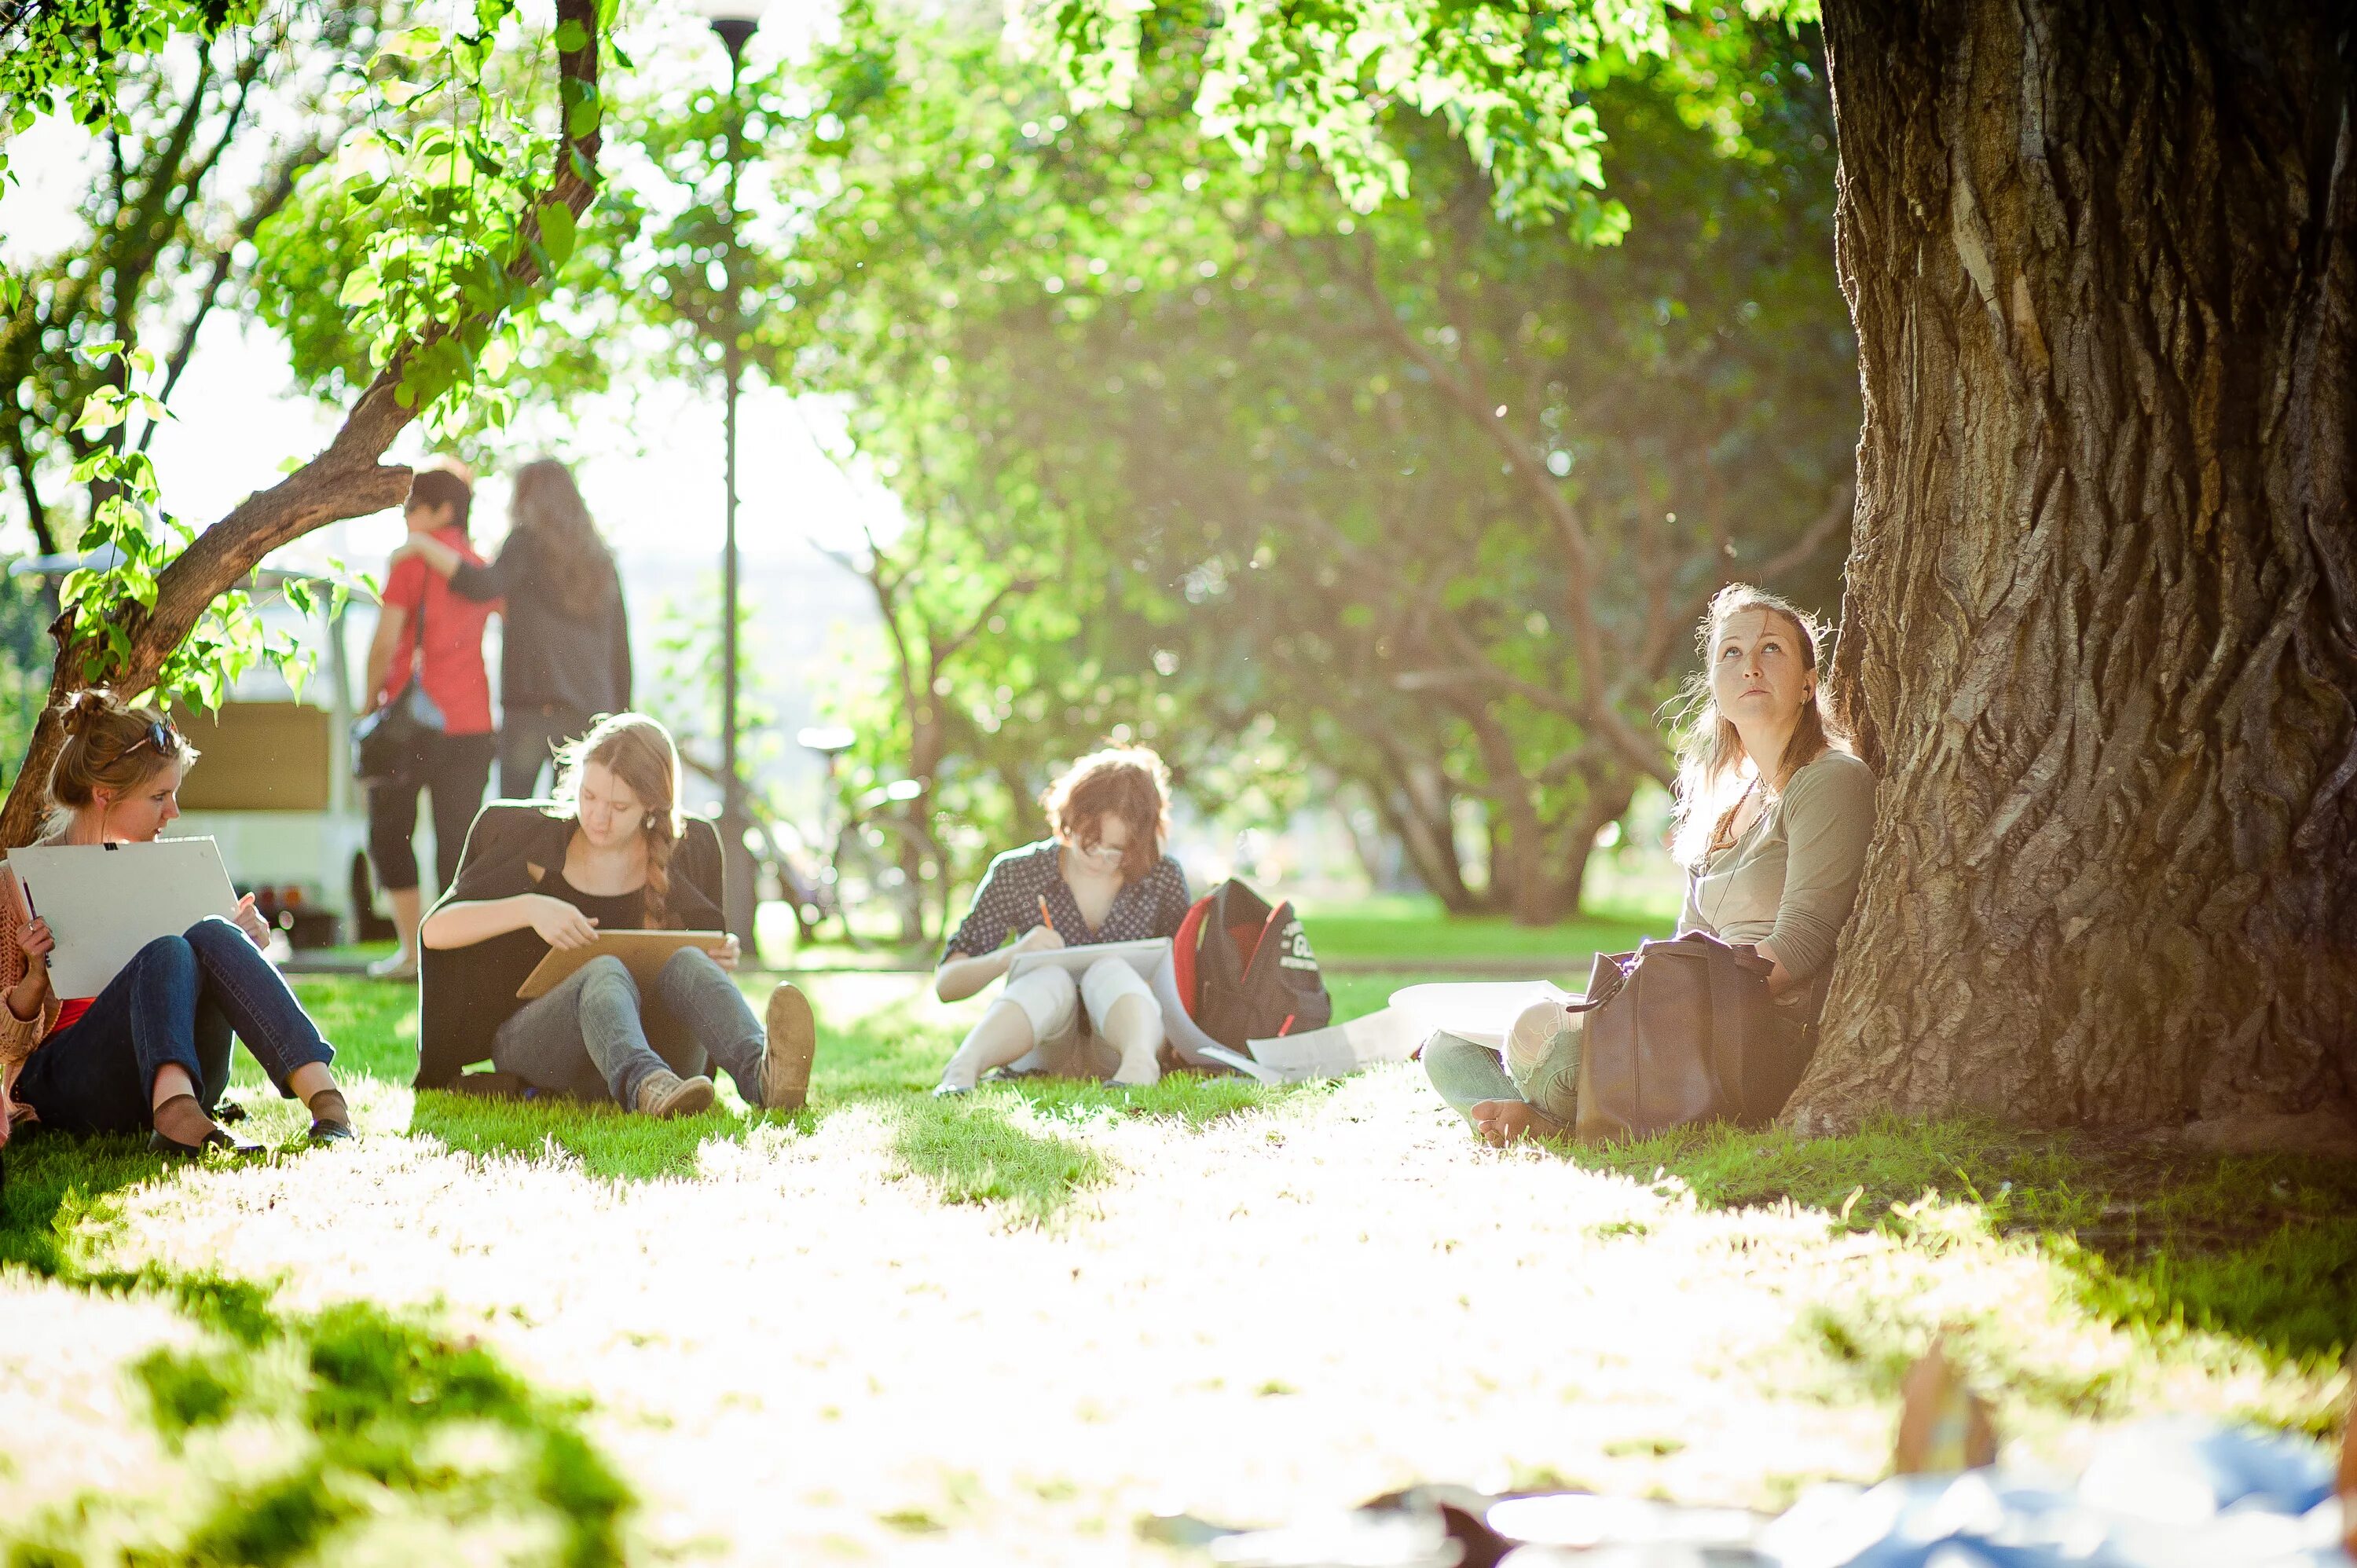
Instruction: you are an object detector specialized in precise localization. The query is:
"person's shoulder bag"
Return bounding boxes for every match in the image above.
[1570,931,1813,1142]
[351,570,446,787]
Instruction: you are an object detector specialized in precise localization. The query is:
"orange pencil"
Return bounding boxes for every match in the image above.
[1037,894,1057,937]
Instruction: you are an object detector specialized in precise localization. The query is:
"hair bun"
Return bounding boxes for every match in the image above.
[59,688,119,735]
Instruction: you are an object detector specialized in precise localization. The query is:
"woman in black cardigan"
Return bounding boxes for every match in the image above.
[419,713,818,1116]
[393,458,631,799]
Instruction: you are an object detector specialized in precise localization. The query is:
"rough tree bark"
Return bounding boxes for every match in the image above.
[1793,0,2357,1135]
[0,0,607,848]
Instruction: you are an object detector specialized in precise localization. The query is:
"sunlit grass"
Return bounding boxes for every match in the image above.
[3,960,2350,1563]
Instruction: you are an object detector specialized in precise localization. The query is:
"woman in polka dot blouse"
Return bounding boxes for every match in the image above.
[933,747,1192,1093]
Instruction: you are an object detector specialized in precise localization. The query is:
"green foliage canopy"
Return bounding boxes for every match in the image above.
[779,2,1853,915]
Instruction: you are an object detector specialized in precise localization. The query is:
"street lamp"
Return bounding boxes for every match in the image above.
[691,0,767,949]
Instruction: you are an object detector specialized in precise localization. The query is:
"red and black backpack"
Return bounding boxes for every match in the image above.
[1169,879,1332,1049]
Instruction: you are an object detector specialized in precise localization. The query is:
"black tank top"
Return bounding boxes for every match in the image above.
[550,869,647,931]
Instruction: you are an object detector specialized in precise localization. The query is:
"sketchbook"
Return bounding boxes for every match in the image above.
[516,930,728,998]
[1004,937,1171,986]
[8,838,240,999]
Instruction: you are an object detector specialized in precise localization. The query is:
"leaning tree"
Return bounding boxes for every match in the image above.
[1030,0,2355,1134]
[0,0,612,846]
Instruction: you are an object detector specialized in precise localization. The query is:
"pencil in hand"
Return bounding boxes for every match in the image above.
[1037,895,1057,937]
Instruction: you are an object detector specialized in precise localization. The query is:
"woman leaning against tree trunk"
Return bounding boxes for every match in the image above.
[0,691,357,1156]
[1424,584,1879,1144]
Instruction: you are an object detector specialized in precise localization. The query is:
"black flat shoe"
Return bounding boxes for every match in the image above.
[307,1119,357,1145]
[149,1125,265,1160]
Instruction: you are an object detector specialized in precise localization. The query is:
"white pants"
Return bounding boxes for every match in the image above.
[1002,958,1160,1079]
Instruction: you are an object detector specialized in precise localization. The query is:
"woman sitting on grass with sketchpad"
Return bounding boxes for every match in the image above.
[419,712,817,1119]
[1424,584,1877,1145]
[0,691,356,1157]
[933,746,1193,1095]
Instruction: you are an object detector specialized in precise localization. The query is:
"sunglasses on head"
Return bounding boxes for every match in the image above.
[122,720,177,759]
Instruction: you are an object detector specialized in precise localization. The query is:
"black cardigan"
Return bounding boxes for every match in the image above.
[416,803,726,1087]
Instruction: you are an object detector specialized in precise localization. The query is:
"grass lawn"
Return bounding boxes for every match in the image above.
[2,932,2351,1563]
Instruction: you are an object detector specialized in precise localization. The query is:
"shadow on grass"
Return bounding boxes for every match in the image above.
[5,1266,631,1563]
[0,1127,172,1277]
[409,1091,761,1182]
[888,1094,1114,1226]
[279,974,1325,1222]
[1552,1114,2357,1380]
[1,1129,633,1561]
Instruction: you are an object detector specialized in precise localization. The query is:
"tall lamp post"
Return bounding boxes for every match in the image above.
[692,0,764,948]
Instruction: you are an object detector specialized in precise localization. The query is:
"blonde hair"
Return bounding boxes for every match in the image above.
[45,689,199,833]
[1667,584,1845,870]
[551,713,684,927]
[1042,746,1171,882]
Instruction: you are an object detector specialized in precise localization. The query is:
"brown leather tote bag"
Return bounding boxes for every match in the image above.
[1570,932,1811,1142]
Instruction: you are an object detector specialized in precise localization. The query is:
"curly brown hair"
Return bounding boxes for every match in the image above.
[1041,746,1171,882]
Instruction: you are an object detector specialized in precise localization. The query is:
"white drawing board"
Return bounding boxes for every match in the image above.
[1005,937,1171,986]
[9,838,240,999]
[517,930,728,998]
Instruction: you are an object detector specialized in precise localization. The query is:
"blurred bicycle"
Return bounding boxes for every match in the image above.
[685,727,948,952]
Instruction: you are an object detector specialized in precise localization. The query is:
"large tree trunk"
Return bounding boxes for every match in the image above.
[1794,0,2357,1133]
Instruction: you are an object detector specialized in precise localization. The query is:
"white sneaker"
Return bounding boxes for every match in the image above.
[367,949,419,981]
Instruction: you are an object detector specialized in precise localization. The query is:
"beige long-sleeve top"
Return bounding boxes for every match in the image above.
[0,862,64,1106]
[1678,749,1878,1021]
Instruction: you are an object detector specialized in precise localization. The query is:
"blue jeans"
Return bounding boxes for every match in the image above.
[1423,1023,1584,1129]
[490,947,767,1108]
[15,918,336,1135]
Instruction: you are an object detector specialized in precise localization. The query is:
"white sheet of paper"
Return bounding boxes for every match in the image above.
[10,838,240,999]
[1384,980,1577,1052]
[1005,937,1171,985]
[1240,1006,1431,1082]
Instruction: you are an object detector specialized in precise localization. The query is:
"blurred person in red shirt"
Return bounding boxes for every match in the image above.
[361,466,500,980]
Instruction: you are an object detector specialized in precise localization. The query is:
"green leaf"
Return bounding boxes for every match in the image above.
[537,200,577,269]
[566,90,601,140]
[553,18,589,52]
[379,76,443,108]
[374,26,445,61]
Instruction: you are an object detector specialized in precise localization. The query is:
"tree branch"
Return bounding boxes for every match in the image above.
[138,135,328,451]
[1343,235,1671,786]
[0,0,608,844]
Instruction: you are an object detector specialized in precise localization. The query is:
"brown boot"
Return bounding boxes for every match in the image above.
[757,982,818,1112]
[632,1070,716,1119]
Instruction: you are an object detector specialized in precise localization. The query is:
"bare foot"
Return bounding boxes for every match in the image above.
[1469,1099,1564,1147]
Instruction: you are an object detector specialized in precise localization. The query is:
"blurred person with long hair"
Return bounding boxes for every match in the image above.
[394,457,631,800]
[1,691,356,1156]
[1423,584,1878,1144]
[364,465,499,980]
[933,746,1193,1094]
[420,713,818,1117]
